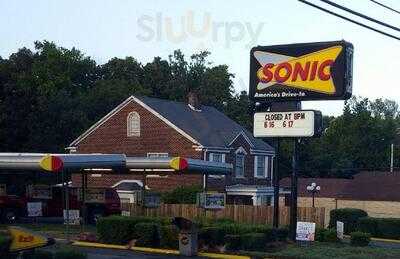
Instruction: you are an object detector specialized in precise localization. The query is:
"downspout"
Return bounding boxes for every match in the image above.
[203,149,207,190]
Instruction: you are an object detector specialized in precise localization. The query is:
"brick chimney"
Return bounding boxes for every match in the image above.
[187,91,202,111]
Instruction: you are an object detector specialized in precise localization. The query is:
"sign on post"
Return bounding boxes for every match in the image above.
[249,40,353,102]
[337,221,344,240]
[27,202,42,217]
[63,210,80,225]
[296,221,316,242]
[197,193,226,209]
[254,110,322,137]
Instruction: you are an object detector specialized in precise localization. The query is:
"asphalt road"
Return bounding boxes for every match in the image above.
[47,245,207,259]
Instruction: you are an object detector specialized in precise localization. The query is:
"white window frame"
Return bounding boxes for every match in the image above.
[127,111,140,137]
[146,153,169,158]
[270,156,274,182]
[235,153,245,178]
[209,153,226,163]
[208,153,226,179]
[254,156,268,179]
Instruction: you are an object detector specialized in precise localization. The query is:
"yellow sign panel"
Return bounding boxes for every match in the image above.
[249,40,353,102]
[256,46,343,94]
[8,226,54,252]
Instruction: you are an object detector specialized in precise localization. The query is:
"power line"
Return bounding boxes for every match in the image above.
[370,0,400,15]
[319,0,400,32]
[298,0,400,41]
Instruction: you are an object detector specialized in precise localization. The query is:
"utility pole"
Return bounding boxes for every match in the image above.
[290,138,299,241]
[273,139,280,228]
[391,143,394,173]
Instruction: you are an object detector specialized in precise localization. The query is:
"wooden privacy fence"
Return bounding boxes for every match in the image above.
[121,203,325,227]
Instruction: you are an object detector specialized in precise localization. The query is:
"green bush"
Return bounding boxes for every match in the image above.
[194,217,230,228]
[357,217,400,239]
[350,231,371,247]
[161,185,202,204]
[241,233,266,251]
[160,225,179,249]
[323,228,339,243]
[358,217,379,237]
[329,208,368,234]
[213,218,235,225]
[54,249,87,259]
[263,228,277,243]
[276,228,289,241]
[198,223,275,248]
[134,223,160,247]
[97,216,170,244]
[199,226,226,247]
[224,235,241,251]
[22,250,53,259]
[0,234,11,255]
[315,227,328,242]
[374,218,400,239]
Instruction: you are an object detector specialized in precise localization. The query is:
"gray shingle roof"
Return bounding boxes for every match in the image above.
[137,96,274,151]
[113,181,143,191]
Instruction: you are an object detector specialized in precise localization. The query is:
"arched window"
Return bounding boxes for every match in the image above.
[127,112,140,137]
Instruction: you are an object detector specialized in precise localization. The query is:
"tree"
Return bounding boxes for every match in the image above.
[0,41,237,152]
[292,96,399,178]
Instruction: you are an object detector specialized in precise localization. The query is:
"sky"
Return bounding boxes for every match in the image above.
[0,0,399,115]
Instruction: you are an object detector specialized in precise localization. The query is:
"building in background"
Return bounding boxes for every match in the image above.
[68,94,275,205]
[280,171,400,225]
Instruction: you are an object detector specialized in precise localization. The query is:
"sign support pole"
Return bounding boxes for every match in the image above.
[64,169,70,242]
[290,138,299,241]
[273,139,280,228]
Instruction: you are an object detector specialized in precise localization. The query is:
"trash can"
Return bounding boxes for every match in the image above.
[172,217,198,256]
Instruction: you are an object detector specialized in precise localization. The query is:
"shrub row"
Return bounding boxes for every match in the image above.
[97,215,289,251]
[328,208,400,240]
[350,231,371,246]
[98,216,179,248]
[358,217,400,239]
[315,228,339,243]
[97,216,172,244]
[199,224,289,251]
[329,208,368,234]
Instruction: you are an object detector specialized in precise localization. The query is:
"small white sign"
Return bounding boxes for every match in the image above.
[254,111,316,137]
[63,210,80,225]
[337,221,344,240]
[27,202,42,217]
[198,193,226,209]
[0,184,6,196]
[121,211,131,217]
[296,221,316,242]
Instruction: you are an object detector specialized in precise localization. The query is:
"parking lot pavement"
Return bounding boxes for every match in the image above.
[48,246,207,259]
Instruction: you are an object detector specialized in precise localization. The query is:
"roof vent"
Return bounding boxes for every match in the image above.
[187,91,202,112]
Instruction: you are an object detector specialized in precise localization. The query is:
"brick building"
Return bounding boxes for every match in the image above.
[68,94,275,205]
[280,171,400,225]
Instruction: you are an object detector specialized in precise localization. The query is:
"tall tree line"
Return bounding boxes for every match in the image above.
[0,41,249,153]
[0,41,399,177]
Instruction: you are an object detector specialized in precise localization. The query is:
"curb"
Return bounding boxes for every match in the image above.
[370,237,400,244]
[72,241,251,259]
[344,235,400,244]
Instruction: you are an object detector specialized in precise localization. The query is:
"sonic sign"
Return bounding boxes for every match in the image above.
[249,41,353,102]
